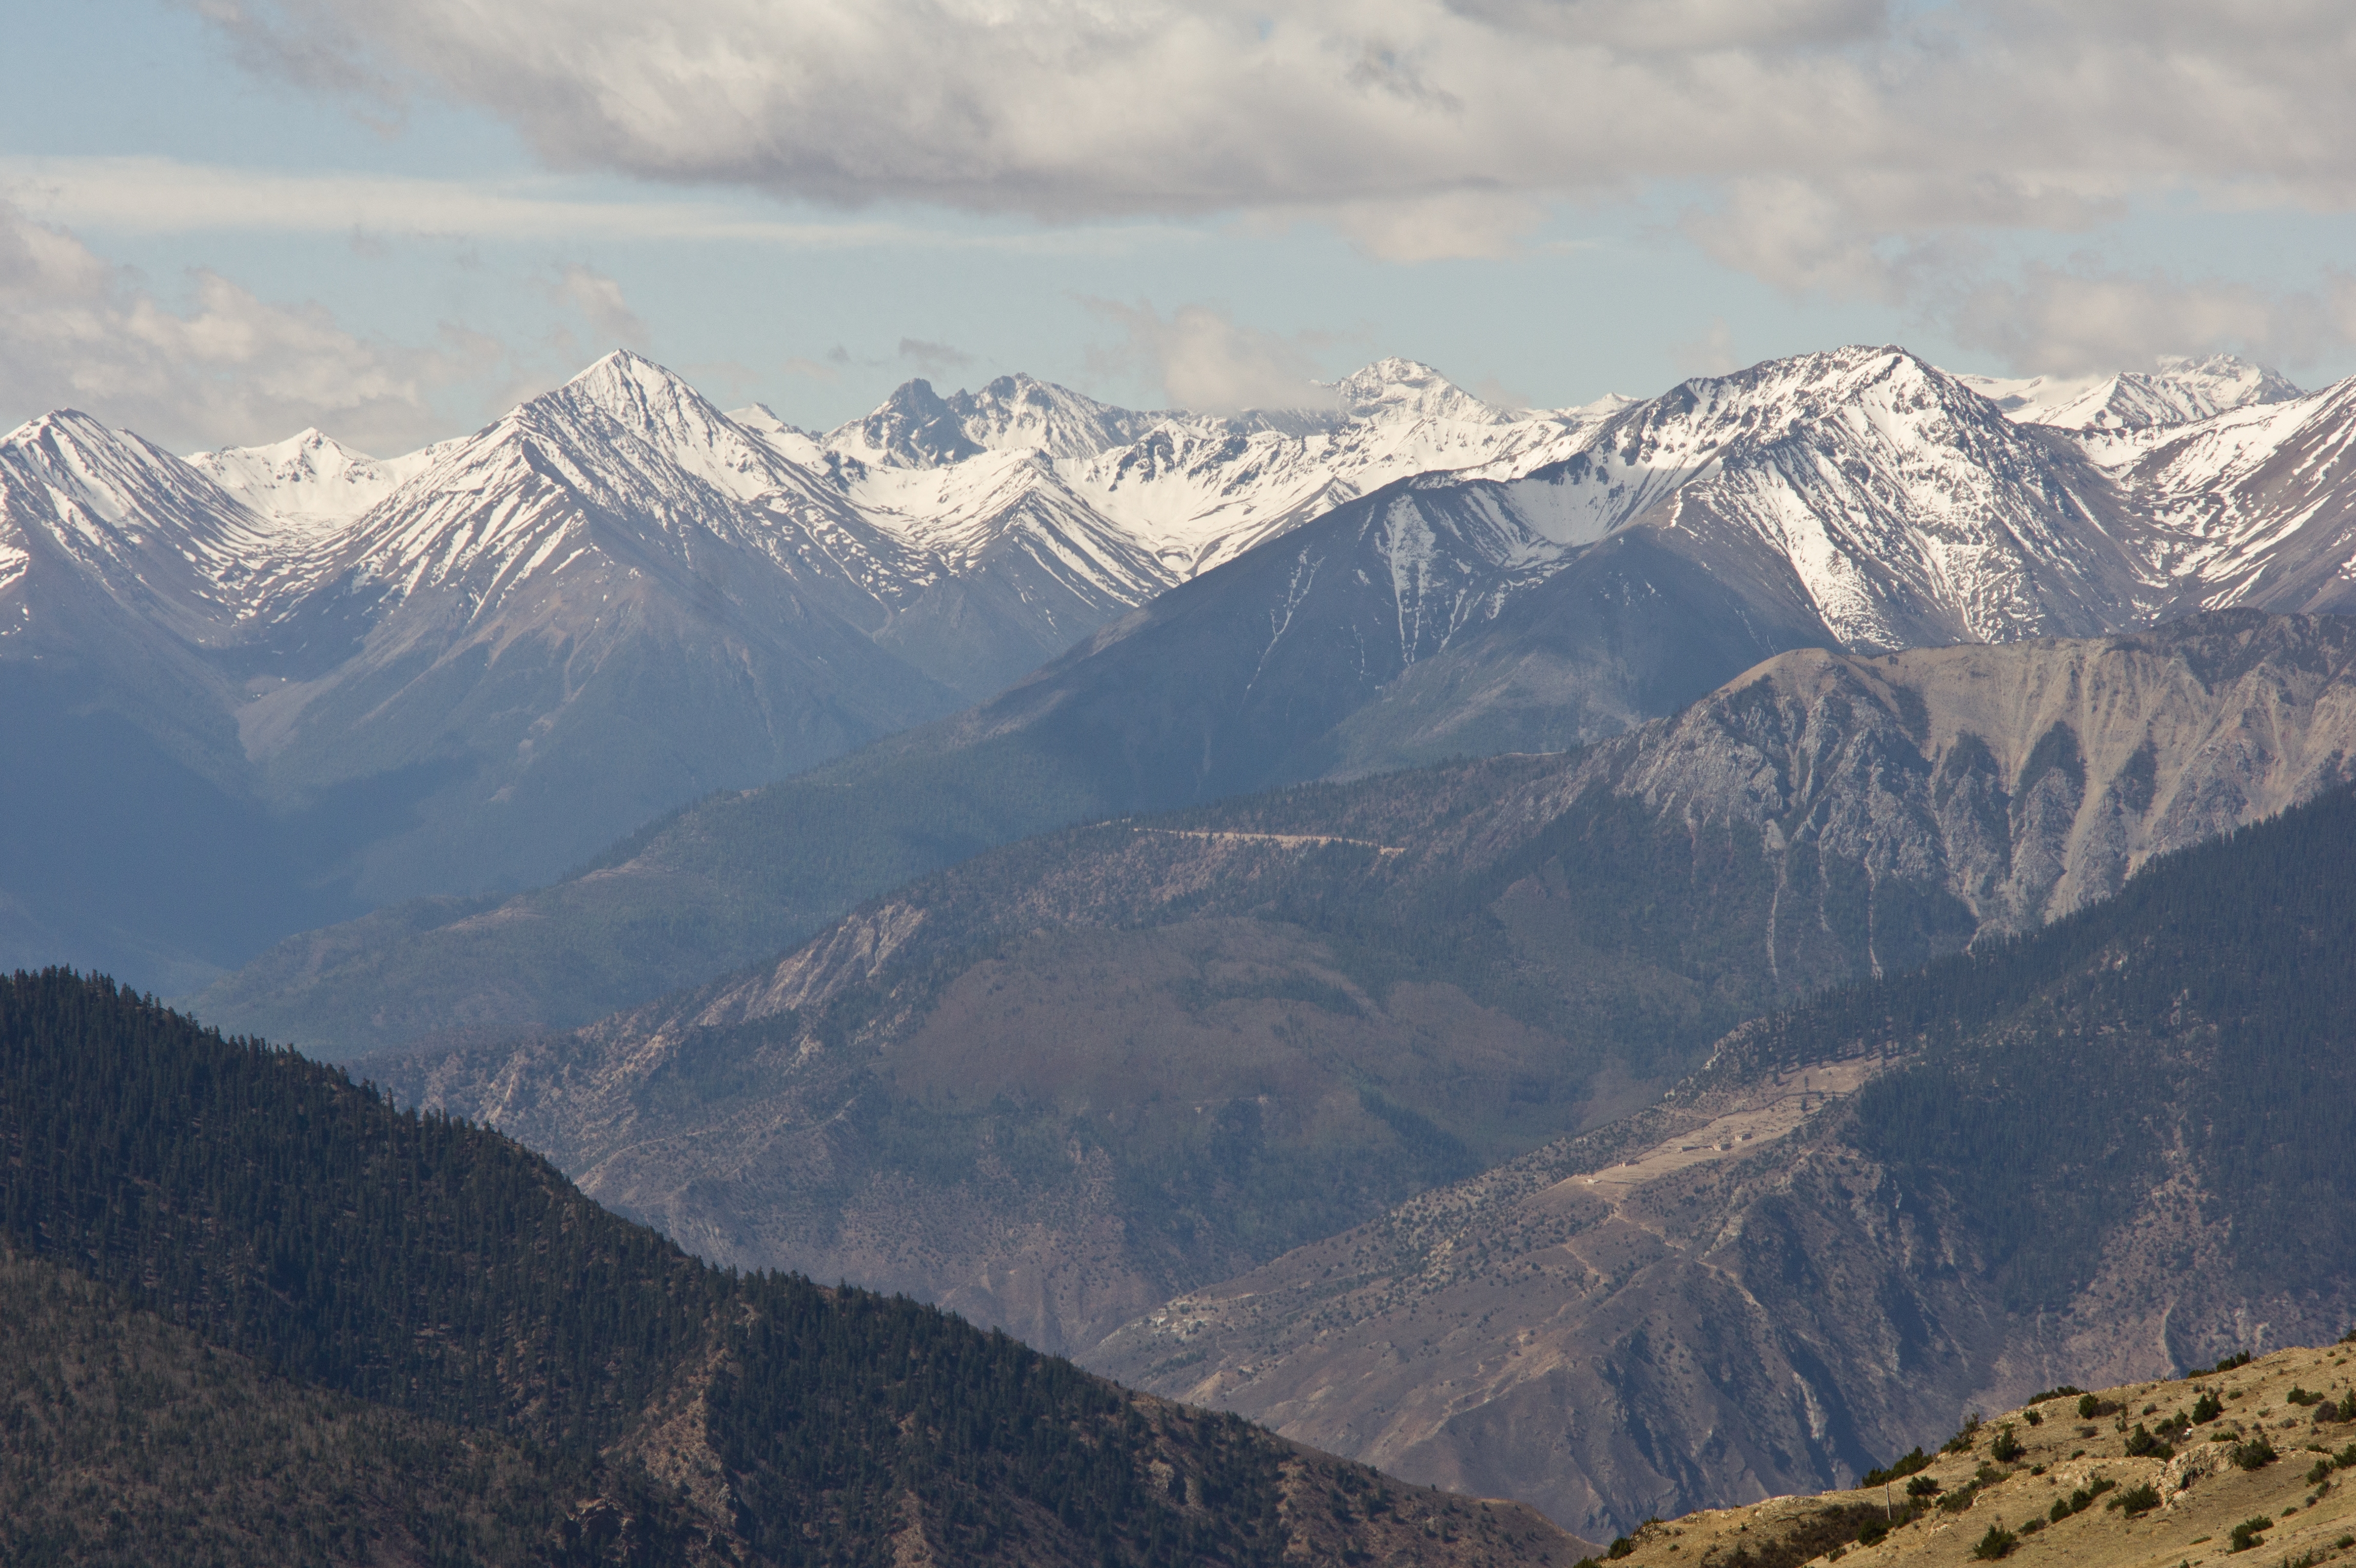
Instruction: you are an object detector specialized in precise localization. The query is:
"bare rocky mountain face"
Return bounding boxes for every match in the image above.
[1090,782,2356,1539]
[370,611,2356,1389]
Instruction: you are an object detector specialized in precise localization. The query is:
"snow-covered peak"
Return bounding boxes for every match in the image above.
[2063,355,2303,431]
[189,428,437,532]
[6,410,255,538]
[952,374,1161,460]
[1330,358,1508,426]
[556,350,753,453]
[1,408,285,631]
[1497,344,2145,649]
[827,373,1161,470]
[1957,355,2302,432]
[728,403,827,468]
[506,350,814,503]
[563,348,702,413]
[1627,345,2006,462]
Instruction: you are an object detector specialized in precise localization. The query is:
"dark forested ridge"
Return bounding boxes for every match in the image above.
[0,969,1585,1567]
[1083,782,2356,1536]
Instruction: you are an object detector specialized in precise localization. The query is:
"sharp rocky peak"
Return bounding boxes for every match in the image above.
[548,349,732,430]
[479,350,807,504]
[833,378,988,470]
[1330,357,1505,425]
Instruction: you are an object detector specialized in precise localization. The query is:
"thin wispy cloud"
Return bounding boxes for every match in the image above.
[1085,300,1346,413]
[0,156,1199,256]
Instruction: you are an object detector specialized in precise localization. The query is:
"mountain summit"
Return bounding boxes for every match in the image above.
[1331,357,1511,424]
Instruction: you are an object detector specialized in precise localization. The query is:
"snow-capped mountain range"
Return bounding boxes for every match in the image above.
[1958,354,2303,432]
[8,342,2356,992]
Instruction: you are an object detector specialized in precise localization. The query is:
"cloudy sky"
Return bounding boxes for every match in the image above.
[8,0,2356,453]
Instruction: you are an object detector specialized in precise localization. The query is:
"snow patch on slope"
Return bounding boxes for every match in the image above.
[190,429,443,538]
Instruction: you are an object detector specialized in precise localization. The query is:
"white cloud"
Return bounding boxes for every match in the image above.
[177,1,2356,377]
[781,355,842,382]
[898,337,976,377]
[0,156,1196,256]
[542,262,648,351]
[1086,300,1344,413]
[1947,264,2356,380]
[187,2,2356,222]
[0,200,486,453]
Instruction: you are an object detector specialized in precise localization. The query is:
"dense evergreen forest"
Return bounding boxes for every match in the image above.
[0,970,1579,1566]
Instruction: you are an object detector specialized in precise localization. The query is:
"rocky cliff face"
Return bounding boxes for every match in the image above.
[1554,607,2356,952]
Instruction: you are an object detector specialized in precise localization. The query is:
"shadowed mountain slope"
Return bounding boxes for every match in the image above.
[1090,783,2356,1539]
[369,610,2356,1364]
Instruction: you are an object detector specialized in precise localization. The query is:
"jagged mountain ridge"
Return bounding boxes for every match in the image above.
[189,342,2356,1052]
[1956,351,2302,430]
[787,355,1619,580]
[23,340,2356,1004]
[366,611,2356,1371]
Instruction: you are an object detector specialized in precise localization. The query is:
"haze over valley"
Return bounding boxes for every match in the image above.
[9,320,2356,1551]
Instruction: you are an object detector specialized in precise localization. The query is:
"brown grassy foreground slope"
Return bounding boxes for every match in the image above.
[1588,1341,2356,1568]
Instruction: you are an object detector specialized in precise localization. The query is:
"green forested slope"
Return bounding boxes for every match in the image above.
[0,1248,614,1567]
[0,969,1583,1567]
